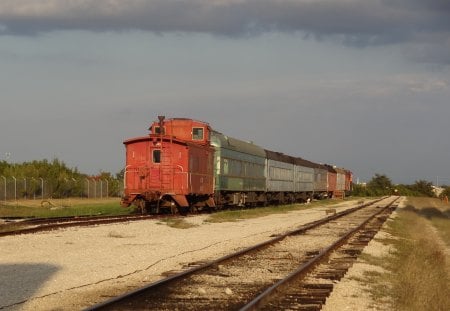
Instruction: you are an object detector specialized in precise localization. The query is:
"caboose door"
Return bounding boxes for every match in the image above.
[148,141,177,192]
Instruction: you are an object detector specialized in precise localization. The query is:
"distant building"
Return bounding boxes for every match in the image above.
[432,186,444,197]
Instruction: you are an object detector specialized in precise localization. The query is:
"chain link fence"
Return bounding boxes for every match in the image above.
[0,177,124,202]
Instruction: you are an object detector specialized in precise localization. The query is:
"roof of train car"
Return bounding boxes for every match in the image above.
[333,167,347,174]
[294,157,326,169]
[324,164,337,173]
[265,149,295,163]
[123,135,200,147]
[210,130,266,157]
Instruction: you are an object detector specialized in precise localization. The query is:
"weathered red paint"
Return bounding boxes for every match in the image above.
[325,165,337,196]
[121,117,215,210]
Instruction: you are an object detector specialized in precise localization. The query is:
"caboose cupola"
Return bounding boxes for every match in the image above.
[149,117,211,145]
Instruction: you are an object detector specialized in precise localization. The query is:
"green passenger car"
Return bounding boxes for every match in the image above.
[210,130,266,206]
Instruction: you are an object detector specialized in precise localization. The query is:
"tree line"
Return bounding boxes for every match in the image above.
[2,160,448,199]
[0,159,123,198]
[352,174,450,198]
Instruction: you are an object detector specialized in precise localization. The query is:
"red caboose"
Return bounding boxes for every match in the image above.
[325,165,337,198]
[345,170,353,195]
[121,116,215,213]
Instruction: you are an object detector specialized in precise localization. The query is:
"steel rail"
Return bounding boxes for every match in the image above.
[84,197,390,311]
[0,214,159,237]
[240,196,399,311]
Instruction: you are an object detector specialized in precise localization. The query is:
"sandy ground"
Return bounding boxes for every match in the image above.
[0,198,391,311]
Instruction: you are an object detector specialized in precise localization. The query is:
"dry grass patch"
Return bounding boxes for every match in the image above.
[362,206,450,311]
[0,198,135,218]
[387,212,449,311]
[107,231,134,238]
[431,217,450,247]
[206,199,342,223]
[157,218,199,229]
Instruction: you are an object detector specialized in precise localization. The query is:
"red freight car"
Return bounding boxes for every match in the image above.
[325,165,337,198]
[345,170,353,194]
[121,116,215,213]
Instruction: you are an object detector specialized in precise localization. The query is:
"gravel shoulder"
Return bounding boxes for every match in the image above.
[1,199,375,311]
[322,196,408,311]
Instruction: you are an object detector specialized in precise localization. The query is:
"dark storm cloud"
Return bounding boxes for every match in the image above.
[0,1,447,37]
[0,0,449,64]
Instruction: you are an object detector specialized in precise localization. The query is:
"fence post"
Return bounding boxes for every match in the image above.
[100,180,102,199]
[105,179,109,198]
[12,176,17,201]
[93,180,97,198]
[72,178,77,198]
[1,176,6,204]
[39,177,44,200]
[31,177,35,200]
[24,178,27,199]
[86,179,90,198]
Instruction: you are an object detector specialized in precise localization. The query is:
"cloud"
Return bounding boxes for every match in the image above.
[0,0,449,63]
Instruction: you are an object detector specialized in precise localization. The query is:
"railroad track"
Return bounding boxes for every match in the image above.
[85,196,397,311]
[0,214,159,237]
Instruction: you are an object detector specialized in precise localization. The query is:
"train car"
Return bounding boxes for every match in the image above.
[265,150,296,204]
[334,167,347,199]
[345,169,353,195]
[210,130,266,206]
[313,163,329,199]
[325,165,337,198]
[335,168,346,191]
[121,117,215,213]
[296,158,327,199]
[293,157,314,201]
[121,116,353,213]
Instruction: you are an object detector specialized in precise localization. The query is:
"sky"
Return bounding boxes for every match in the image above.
[0,0,449,185]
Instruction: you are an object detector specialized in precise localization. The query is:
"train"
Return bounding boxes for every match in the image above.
[121,116,352,213]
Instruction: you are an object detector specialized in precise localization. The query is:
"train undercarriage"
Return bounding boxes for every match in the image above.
[122,190,339,215]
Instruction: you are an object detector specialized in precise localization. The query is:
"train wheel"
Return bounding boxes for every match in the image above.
[136,199,147,214]
[190,206,197,214]
[170,205,178,215]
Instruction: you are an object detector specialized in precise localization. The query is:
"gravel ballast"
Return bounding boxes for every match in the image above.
[322,197,408,311]
[1,199,379,310]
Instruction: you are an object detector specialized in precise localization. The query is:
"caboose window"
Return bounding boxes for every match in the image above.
[153,150,161,163]
[154,126,165,135]
[192,127,204,140]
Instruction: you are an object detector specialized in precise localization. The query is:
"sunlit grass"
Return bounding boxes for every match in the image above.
[0,198,135,218]
[385,211,449,311]
[206,199,340,223]
[430,217,450,247]
[360,200,450,311]
[156,218,198,229]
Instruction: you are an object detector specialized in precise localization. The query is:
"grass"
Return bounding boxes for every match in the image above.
[359,197,450,311]
[206,199,339,223]
[158,197,356,227]
[386,212,449,310]
[431,217,450,247]
[156,218,198,229]
[0,196,364,221]
[107,230,134,238]
[0,198,136,218]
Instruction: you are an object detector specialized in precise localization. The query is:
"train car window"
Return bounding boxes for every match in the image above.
[192,127,204,140]
[223,159,229,174]
[154,126,165,135]
[153,150,161,163]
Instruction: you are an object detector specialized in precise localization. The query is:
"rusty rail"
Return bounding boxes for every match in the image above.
[84,197,392,311]
[240,196,398,310]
